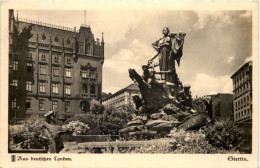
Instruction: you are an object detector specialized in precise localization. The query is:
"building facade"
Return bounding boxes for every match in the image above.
[209,93,233,120]
[9,10,104,121]
[102,84,141,109]
[231,61,252,123]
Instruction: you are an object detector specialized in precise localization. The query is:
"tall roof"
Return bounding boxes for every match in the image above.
[16,17,103,47]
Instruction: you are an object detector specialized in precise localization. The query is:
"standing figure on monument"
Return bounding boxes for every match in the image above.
[151,27,186,85]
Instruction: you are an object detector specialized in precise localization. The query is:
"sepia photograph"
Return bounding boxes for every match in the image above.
[1,1,258,168]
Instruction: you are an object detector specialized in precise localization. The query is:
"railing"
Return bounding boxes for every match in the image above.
[19,17,78,32]
[81,24,90,28]
[60,133,120,143]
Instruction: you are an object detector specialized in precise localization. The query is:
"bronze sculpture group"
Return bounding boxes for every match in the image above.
[120,27,210,139]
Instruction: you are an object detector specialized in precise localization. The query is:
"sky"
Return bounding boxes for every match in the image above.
[17,10,252,97]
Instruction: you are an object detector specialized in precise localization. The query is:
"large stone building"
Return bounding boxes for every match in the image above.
[9,10,104,122]
[102,83,141,109]
[231,61,252,123]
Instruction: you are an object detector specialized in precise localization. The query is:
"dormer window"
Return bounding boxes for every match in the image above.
[41,54,46,61]
[42,33,46,40]
[86,43,92,55]
[55,35,59,42]
[67,38,70,44]
[54,56,59,63]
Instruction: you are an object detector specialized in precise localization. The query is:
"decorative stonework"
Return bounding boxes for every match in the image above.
[81,63,97,71]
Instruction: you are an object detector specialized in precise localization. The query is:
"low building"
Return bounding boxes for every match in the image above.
[209,93,233,120]
[102,83,141,109]
[231,61,252,123]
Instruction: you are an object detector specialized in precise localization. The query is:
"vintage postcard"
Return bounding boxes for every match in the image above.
[0,1,258,168]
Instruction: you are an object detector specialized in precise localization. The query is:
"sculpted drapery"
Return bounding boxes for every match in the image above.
[152,27,186,84]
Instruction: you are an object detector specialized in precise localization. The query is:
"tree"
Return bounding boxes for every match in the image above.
[90,99,104,114]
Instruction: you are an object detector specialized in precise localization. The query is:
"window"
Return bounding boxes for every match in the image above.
[67,58,71,64]
[41,54,46,61]
[90,85,95,95]
[79,43,84,53]
[13,61,18,70]
[65,68,72,77]
[87,46,91,54]
[55,35,59,42]
[11,99,16,109]
[39,81,46,93]
[12,79,18,87]
[52,100,58,110]
[65,84,71,95]
[81,101,90,113]
[89,70,96,79]
[67,38,70,44]
[53,66,59,76]
[39,99,45,110]
[27,62,33,72]
[65,101,70,112]
[42,33,46,40]
[26,98,31,108]
[53,83,58,94]
[82,70,87,78]
[86,44,91,54]
[28,53,32,60]
[40,64,46,75]
[65,115,70,120]
[26,81,32,91]
[82,84,88,94]
[54,56,59,63]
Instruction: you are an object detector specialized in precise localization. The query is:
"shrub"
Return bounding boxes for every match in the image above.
[129,129,240,154]
[90,99,105,114]
[100,107,133,135]
[203,120,242,151]
[64,113,101,135]
[62,121,90,135]
[64,105,133,135]
[168,129,239,154]
[10,119,50,149]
